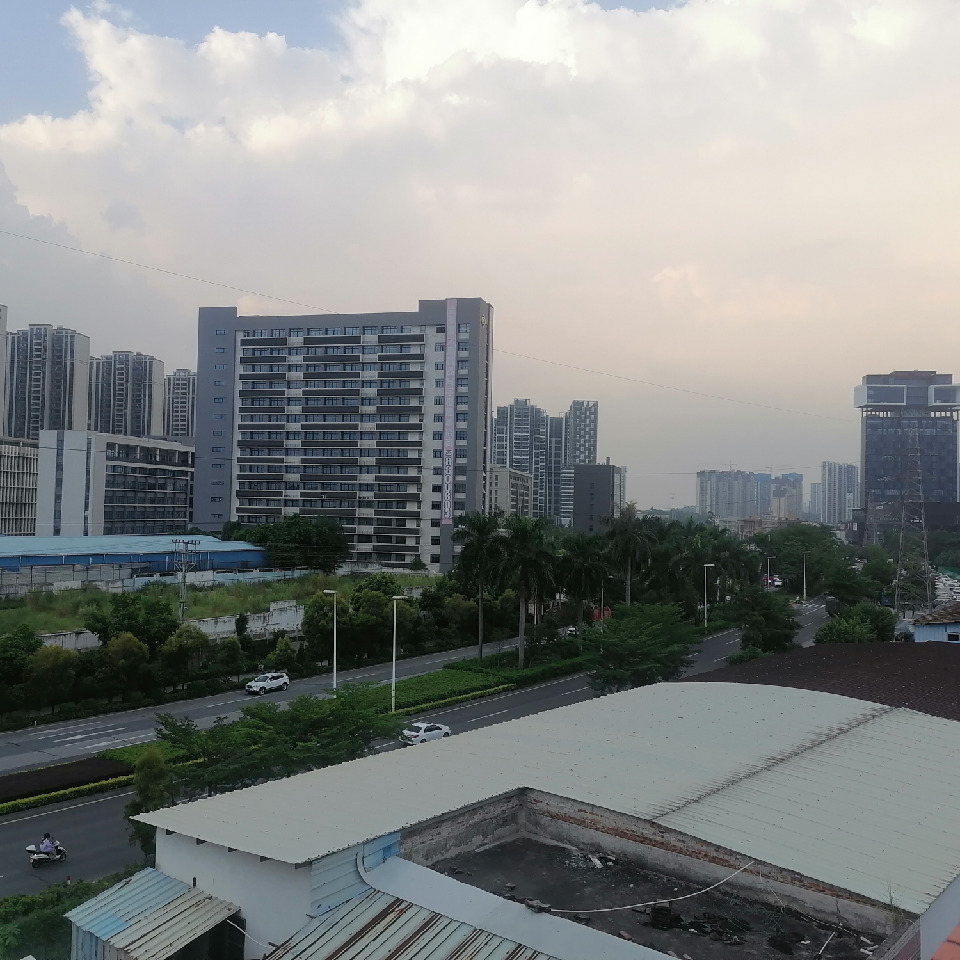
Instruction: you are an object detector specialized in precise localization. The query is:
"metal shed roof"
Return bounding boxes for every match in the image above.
[0,535,260,559]
[139,683,960,916]
[66,869,238,960]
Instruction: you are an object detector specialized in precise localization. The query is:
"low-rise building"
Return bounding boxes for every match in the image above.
[486,464,533,517]
[0,436,37,535]
[65,679,960,960]
[36,431,194,537]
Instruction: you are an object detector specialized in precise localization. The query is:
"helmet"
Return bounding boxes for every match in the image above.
[43,832,51,839]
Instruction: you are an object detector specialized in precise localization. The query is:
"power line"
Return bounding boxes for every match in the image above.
[0,226,848,424]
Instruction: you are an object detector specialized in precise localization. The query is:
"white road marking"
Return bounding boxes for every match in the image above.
[0,792,135,827]
[463,709,511,724]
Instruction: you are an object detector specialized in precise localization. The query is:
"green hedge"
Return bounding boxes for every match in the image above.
[99,742,186,766]
[0,775,134,818]
[395,684,515,716]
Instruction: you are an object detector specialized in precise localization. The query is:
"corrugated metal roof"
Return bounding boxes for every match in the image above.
[139,683,960,915]
[269,891,559,960]
[915,603,960,625]
[66,869,188,939]
[0,535,260,558]
[108,890,238,960]
[66,869,238,960]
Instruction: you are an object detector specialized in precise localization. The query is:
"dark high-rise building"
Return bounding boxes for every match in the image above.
[89,351,164,438]
[571,461,626,533]
[194,298,493,572]
[5,324,90,439]
[855,371,960,517]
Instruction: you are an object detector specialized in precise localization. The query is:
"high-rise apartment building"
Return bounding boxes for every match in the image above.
[564,400,599,465]
[771,473,803,520]
[808,481,823,522]
[0,437,38,535]
[163,368,197,439]
[5,324,90,439]
[37,430,193,536]
[697,470,767,519]
[492,398,599,522]
[194,298,493,572]
[0,305,7,420]
[89,351,164,438]
[855,371,960,516]
[821,461,859,526]
[487,465,534,517]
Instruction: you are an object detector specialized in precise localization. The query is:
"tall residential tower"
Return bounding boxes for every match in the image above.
[194,299,493,572]
[163,368,197,439]
[89,351,164,438]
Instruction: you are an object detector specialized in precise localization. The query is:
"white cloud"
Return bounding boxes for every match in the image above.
[2,0,960,503]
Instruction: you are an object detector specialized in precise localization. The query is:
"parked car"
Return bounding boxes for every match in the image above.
[245,672,290,695]
[400,721,451,745]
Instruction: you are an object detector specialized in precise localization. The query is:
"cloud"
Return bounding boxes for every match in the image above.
[2,0,960,504]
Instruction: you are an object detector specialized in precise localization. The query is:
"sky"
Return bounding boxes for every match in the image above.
[0,0,958,508]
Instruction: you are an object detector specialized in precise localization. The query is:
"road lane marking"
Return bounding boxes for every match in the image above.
[0,792,135,827]
[463,709,510,724]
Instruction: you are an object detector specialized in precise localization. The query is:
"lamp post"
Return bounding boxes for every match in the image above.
[802,551,809,603]
[391,595,407,713]
[322,589,338,689]
[766,556,776,590]
[703,563,715,631]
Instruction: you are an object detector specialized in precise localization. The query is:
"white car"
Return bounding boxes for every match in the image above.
[245,672,290,695]
[400,721,452,745]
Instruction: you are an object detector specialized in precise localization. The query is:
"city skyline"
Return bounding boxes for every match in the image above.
[0,1,946,506]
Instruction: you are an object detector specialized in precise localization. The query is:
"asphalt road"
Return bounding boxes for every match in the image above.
[0,600,829,897]
[0,640,521,776]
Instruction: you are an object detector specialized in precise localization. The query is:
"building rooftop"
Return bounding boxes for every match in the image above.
[0,535,260,558]
[687,642,960,721]
[139,681,960,915]
[915,603,960,625]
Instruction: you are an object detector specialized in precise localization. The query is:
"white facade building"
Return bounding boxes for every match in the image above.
[163,367,197,438]
[822,460,860,525]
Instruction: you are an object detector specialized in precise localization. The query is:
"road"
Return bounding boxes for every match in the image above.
[0,600,829,897]
[0,641,521,776]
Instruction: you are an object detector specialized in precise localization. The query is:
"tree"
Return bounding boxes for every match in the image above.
[103,632,150,699]
[558,532,609,636]
[733,587,798,654]
[604,503,650,605]
[495,515,556,669]
[218,636,244,682]
[453,511,506,660]
[124,746,175,859]
[240,514,349,571]
[814,616,875,645]
[82,590,178,654]
[584,605,697,694]
[27,646,79,714]
[159,634,191,690]
[235,612,250,641]
[266,635,297,671]
[0,625,42,686]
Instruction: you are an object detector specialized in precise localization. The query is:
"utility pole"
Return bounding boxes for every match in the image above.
[173,539,200,622]
[894,430,933,619]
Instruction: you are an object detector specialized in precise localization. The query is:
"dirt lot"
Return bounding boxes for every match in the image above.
[0,757,132,803]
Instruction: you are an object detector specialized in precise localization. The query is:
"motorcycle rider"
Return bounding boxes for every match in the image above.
[38,832,57,857]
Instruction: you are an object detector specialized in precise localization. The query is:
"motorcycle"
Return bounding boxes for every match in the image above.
[26,842,67,867]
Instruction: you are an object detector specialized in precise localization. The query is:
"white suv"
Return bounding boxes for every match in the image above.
[245,672,290,695]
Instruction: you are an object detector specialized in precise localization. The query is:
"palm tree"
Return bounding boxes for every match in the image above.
[453,511,506,660]
[604,503,652,605]
[558,532,609,637]
[496,515,556,668]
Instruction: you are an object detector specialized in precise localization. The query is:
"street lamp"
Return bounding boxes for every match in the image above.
[766,556,776,589]
[391,595,407,713]
[322,589,338,689]
[802,551,809,603]
[703,563,715,631]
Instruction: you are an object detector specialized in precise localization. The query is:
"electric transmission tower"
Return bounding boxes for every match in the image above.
[173,539,200,622]
[893,429,933,618]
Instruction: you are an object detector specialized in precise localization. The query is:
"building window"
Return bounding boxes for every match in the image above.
[434,397,444,405]
[458,323,469,333]
[213,397,225,404]
[212,430,224,436]
[433,450,443,459]
[213,414,226,420]
[432,484,442,493]
[431,519,441,527]
[436,326,445,334]
[214,363,227,370]
[949,633,960,642]
[213,380,226,386]
[456,378,469,389]
[435,362,445,370]
[432,431,443,441]
[455,430,468,442]
[212,463,224,469]
[431,537,441,546]
[456,412,468,422]
[212,512,224,519]
[434,343,445,352]
[431,502,441,510]
[216,329,227,335]
[215,346,227,353]
[435,379,445,389]
[210,496,223,502]
[457,341,469,351]
[212,446,225,452]
[433,414,443,423]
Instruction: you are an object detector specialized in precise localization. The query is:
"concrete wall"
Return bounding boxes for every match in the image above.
[399,790,525,866]
[918,867,960,959]
[191,601,303,640]
[522,790,901,939]
[156,832,312,960]
[41,630,100,650]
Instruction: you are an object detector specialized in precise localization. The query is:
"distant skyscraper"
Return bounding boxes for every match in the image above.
[821,462,859,525]
[855,371,960,516]
[493,398,599,522]
[0,305,7,426]
[564,400,598,465]
[571,461,626,533]
[89,351,164,437]
[771,473,803,520]
[697,470,764,519]
[5,324,90,439]
[163,368,197,438]
[808,481,823,521]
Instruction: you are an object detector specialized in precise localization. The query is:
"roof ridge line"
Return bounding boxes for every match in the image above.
[650,701,897,822]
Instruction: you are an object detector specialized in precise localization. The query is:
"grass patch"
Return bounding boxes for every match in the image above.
[99,742,185,766]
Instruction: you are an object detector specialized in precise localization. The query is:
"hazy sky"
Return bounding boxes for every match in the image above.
[1,0,957,507]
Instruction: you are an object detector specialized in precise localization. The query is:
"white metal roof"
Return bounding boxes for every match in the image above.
[139,682,960,915]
